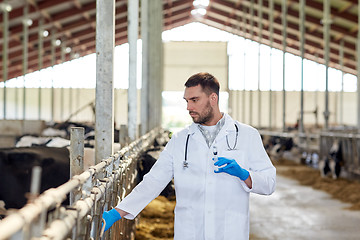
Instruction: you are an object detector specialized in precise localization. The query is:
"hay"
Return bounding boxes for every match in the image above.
[135,196,175,240]
[274,158,360,211]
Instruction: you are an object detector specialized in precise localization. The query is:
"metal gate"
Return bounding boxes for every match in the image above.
[0,127,165,240]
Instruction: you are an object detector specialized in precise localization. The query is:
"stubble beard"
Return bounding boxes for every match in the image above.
[190,101,214,125]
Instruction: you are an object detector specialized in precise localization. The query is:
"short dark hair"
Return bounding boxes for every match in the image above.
[184,72,220,96]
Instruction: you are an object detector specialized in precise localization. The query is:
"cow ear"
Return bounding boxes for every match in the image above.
[42,158,54,167]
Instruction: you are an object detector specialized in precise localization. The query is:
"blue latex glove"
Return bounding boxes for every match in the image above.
[102,208,122,232]
[214,157,250,181]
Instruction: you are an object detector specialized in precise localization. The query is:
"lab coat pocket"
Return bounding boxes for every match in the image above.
[174,207,195,240]
[224,210,248,240]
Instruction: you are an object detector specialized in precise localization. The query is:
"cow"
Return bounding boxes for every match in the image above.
[262,135,296,160]
[0,145,103,213]
[50,121,94,139]
[15,135,120,169]
[16,135,70,148]
[261,134,275,152]
[319,139,343,179]
[47,121,120,143]
[1,126,160,212]
[0,146,70,210]
[137,146,175,199]
[153,131,171,147]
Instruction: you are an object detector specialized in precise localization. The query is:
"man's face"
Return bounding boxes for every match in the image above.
[183,85,214,125]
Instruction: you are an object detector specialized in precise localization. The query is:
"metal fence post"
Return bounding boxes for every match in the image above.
[70,127,85,204]
[28,166,43,238]
[120,124,128,147]
[70,127,85,240]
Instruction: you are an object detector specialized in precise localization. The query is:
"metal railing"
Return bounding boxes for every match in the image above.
[259,130,320,153]
[0,127,164,240]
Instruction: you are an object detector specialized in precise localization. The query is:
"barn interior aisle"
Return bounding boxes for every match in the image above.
[250,160,360,240]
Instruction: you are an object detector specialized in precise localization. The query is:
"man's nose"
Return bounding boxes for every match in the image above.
[187,102,192,111]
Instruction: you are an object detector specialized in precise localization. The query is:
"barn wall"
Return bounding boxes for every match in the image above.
[0,87,356,130]
[0,41,357,130]
[0,88,141,128]
[230,90,357,128]
[163,41,228,91]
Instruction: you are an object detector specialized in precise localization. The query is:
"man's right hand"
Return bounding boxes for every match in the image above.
[102,208,122,232]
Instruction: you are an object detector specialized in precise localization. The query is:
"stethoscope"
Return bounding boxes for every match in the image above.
[183,124,239,169]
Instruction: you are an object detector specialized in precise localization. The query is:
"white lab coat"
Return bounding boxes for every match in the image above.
[116,113,276,240]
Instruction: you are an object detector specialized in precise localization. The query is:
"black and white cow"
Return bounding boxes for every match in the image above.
[262,135,295,160]
[137,146,175,199]
[15,135,119,169]
[1,124,163,213]
[319,139,343,179]
[15,135,70,148]
[47,121,120,143]
[49,121,94,138]
[0,147,70,210]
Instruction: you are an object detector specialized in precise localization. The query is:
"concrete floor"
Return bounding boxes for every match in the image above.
[250,175,360,240]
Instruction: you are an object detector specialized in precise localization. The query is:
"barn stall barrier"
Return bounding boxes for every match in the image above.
[259,130,320,158]
[0,127,166,240]
[259,129,360,179]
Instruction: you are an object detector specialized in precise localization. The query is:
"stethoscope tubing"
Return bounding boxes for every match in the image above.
[183,123,238,169]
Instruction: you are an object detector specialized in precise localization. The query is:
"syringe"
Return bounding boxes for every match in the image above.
[213,145,218,171]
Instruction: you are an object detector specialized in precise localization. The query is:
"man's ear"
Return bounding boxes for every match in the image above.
[210,93,218,105]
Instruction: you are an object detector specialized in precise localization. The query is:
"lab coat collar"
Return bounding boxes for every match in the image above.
[188,122,198,135]
[188,122,208,148]
[215,113,237,142]
[188,113,237,146]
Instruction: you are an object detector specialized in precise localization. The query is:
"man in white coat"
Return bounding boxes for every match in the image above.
[102,72,276,240]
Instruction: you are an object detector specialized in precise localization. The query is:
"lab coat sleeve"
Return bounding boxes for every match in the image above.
[240,128,276,195]
[115,137,175,220]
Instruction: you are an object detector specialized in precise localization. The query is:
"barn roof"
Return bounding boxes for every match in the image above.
[0,0,359,81]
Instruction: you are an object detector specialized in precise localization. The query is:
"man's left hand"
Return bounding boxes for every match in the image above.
[214,157,249,181]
